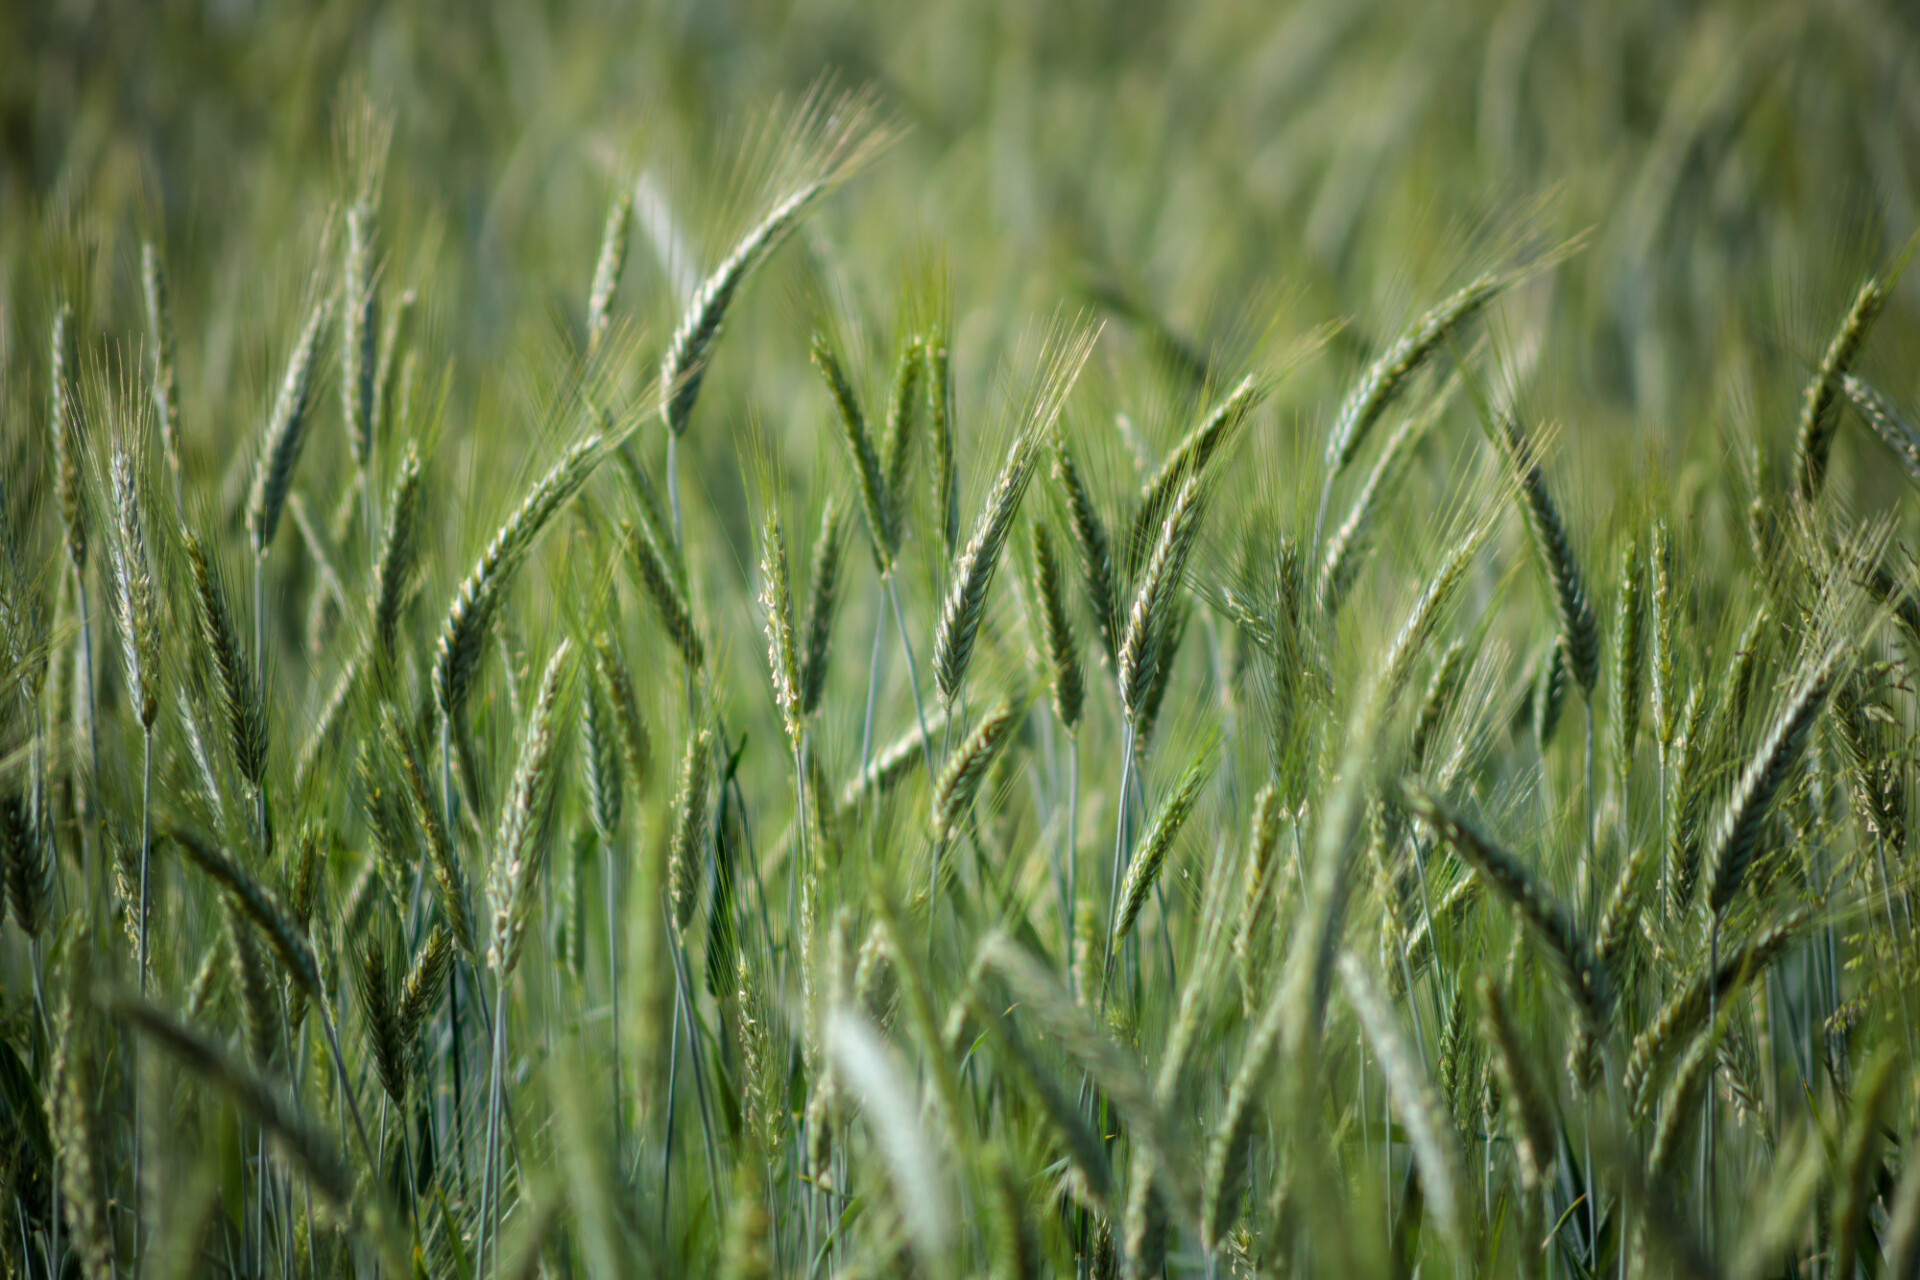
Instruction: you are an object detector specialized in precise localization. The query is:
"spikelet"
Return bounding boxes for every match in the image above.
[183,530,268,787]
[487,640,573,978]
[1476,977,1557,1194]
[342,198,379,470]
[800,497,847,717]
[1375,523,1489,714]
[814,335,894,572]
[381,707,475,957]
[1404,784,1609,1028]
[1646,1018,1722,1178]
[1649,521,1677,758]
[1129,375,1262,574]
[432,433,604,722]
[759,504,804,749]
[837,707,952,813]
[355,932,407,1102]
[170,826,321,998]
[1027,519,1084,732]
[590,633,651,790]
[1053,434,1121,668]
[1596,836,1656,975]
[399,925,454,1051]
[973,994,1113,1210]
[50,304,88,571]
[1842,373,1920,487]
[622,518,704,670]
[1324,276,1500,477]
[1122,1145,1169,1280]
[1705,641,1845,919]
[586,188,633,356]
[582,677,622,841]
[369,441,424,668]
[1498,415,1598,694]
[927,330,959,554]
[736,955,787,1160]
[930,699,1018,844]
[1200,974,1289,1251]
[1409,639,1470,774]
[1231,780,1287,1011]
[937,430,1042,705]
[1118,474,1204,726]
[141,243,184,483]
[51,976,112,1280]
[1611,534,1645,778]
[977,933,1191,1210]
[881,337,923,551]
[247,297,331,555]
[372,288,416,446]
[1533,636,1569,750]
[1338,952,1465,1252]
[1319,403,1425,619]
[667,727,714,935]
[0,792,50,937]
[1623,911,1804,1114]
[717,1162,772,1280]
[661,96,886,439]
[1796,276,1888,503]
[108,992,353,1207]
[1112,758,1207,949]
[103,444,158,731]
[1831,1052,1901,1280]
[656,183,823,413]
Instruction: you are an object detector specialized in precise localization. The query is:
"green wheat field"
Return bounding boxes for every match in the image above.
[4,3,1920,1277]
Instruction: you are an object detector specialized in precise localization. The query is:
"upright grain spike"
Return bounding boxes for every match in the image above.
[50,304,87,573]
[586,188,634,356]
[342,199,379,472]
[1129,374,1262,573]
[799,497,847,717]
[183,531,268,789]
[1705,641,1845,920]
[1118,474,1205,727]
[247,298,331,556]
[937,429,1043,706]
[141,244,184,486]
[759,503,803,750]
[486,640,573,979]
[1612,533,1645,779]
[1498,415,1598,695]
[667,727,714,936]
[1027,519,1084,732]
[1052,437,1121,675]
[927,329,958,555]
[369,442,424,667]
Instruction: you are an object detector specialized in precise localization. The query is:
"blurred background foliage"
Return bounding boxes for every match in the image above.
[5,0,1920,521]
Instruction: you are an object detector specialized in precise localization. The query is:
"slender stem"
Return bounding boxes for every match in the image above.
[858,597,886,823]
[1065,736,1079,994]
[134,728,152,1272]
[661,967,683,1244]
[604,829,623,1166]
[76,570,101,900]
[476,980,509,1280]
[1098,725,1138,1014]
[884,571,936,783]
[667,432,683,543]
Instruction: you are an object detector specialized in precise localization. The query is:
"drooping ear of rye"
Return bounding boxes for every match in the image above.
[433,433,604,726]
[1796,276,1889,503]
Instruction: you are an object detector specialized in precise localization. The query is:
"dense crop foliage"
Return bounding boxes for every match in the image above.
[5,3,1920,1278]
